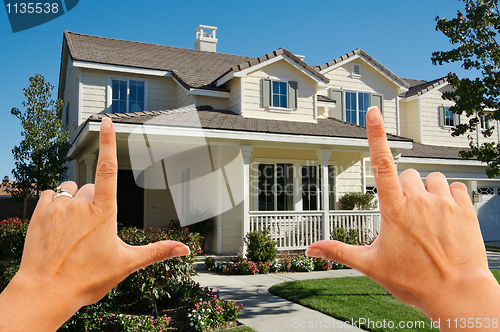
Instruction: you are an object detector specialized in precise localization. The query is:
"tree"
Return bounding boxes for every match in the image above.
[9,74,70,219]
[432,0,500,177]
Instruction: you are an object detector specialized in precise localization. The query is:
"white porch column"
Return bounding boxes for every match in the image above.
[240,145,254,257]
[317,149,332,241]
[83,154,96,184]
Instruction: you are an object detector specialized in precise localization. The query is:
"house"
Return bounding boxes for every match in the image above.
[58,26,500,255]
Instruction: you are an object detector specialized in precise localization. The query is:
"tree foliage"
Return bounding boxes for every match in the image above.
[432,0,500,177]
[9,74,70,207]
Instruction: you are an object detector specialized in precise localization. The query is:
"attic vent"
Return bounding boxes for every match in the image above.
[352,63,361,76]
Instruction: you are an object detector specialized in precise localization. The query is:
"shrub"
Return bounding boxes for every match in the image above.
[117,226,201,314]
[291,255,314,272]
[312,257,333,271]
[186,285,243,331]
[330,227,359,245]
[338,192,377,210]
[257,261,271,274]
[0,217,29,261]
[237,259,259,275]
[244,230,278,262]
[0,260,20,292]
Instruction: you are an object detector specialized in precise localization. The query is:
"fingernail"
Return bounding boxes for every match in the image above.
[171,245,190,257]
[367,107,381,125]
[101,118,112,133]
[305,247,325,258]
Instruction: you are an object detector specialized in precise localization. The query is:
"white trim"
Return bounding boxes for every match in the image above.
[216,54,329,87]
[239,78,245,115]
[73,60,171,77]
[396,95,400,136]
[398,156,486,166]
[268,107,293,113]
[107,75,149,113]
[418,98,423,142]
[77,68,82,127]
[317,101,335,108]
[98,122,413,149]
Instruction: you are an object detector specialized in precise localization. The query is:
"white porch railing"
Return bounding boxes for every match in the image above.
[329,211,380,244]
[248,210,381,250]
[248,211,323,250]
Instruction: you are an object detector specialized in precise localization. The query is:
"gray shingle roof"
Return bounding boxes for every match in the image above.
[402,77,448,98]
[316,48,410,89]
[398,141,472,160]
[88,106,410,142]
[64,31,255,90]
[216,48,329,84]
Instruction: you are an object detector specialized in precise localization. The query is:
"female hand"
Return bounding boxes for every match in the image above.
[0,118,190,331]
[306,107,500,329]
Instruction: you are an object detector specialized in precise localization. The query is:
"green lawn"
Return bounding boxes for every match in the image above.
[269,270,500,332]
[220,326,256,332]
[486,246,500,253]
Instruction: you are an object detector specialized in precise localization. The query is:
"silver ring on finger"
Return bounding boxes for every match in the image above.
[53,186,75,200]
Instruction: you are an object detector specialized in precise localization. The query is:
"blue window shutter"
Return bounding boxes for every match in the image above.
[262,79,271,108]
[288,81,298,109]
[438,106,445,127]
[328,89,344,120]
[370,93,384,115]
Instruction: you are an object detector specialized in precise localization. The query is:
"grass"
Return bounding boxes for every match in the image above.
[220,326,256,332]
[486,246,500,253]
[269,270,500,332]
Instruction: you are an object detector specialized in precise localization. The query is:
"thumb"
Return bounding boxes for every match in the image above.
[125,240,190,273]
[306,240,372,273]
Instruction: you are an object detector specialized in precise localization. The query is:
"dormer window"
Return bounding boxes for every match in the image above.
[480,115,491,130]
[108,77,148,113]
[261,79,298,110]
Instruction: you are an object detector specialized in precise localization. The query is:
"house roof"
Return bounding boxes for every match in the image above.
[398,141,472,160]
[215,47,329,85]
[63,31,255,91]
[402,77,448,98]
[87,106,411,142]
[316,48,410,89]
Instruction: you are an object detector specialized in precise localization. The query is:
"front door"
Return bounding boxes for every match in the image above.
[117,169,144,229]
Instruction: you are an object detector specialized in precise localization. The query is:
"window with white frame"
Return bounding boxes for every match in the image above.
[256,163,335,211]
[261,79,298,110]
[258,163,294,211]
[438,106,459,128]
[345,91,370,127]
[110,78,146,113]
[480,114,491,130]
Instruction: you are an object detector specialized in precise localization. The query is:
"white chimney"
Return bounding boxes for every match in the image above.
[194,25,218,52]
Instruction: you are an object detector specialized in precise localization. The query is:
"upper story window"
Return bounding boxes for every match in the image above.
[438,106,460,128]
[328,89,383,127]
[109,77,147,113]
[345,92,370,127]
[480,115,491,130]
[262,79,298,110]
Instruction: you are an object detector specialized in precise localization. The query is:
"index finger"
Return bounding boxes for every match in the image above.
[92,118,118,210]
[366,107,404,208]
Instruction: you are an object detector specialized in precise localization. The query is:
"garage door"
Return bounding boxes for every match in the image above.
[476,187,500,242]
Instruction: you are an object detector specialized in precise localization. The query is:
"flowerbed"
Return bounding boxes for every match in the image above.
[204,255,345,275]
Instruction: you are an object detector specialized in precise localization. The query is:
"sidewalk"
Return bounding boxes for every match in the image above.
[192,264,366,331]
[193,252,500,332]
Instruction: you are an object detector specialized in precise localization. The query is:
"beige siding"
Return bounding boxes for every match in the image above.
[399,99,420,141]
[63,59,80,142]
[243,59,317,122]
[227,78,241,114]
[323,59,400,135]
[176,84,195,107]
[335,152,363,199]
[197,96,228,110]
[80,69,178,125]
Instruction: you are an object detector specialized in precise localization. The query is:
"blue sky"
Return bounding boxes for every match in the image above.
[0,0,469,181]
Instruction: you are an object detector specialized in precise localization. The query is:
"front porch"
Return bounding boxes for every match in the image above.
[248,210,380,250]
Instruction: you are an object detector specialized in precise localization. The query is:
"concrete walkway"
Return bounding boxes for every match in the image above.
[193,252,500,332]
[193,264,366,331]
